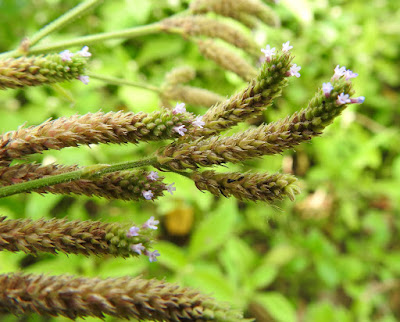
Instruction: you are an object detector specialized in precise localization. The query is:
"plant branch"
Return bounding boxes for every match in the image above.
[29,0,104,48]
[0,24,183,58]
[87,72,161,93]
[0,157,157,199]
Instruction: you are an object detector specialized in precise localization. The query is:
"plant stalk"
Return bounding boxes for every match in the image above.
[0,157,157,199]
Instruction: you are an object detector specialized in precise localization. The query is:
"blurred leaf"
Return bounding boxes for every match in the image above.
[183,263,237,303]
[254,292,296,322]
[262,244,297,267]
[188,199,238,260]
[156,241,188,272]
[247,265,278,293]
[136,35,185,66]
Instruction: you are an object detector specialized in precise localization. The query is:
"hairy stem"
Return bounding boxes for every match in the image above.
[0,157,157,199]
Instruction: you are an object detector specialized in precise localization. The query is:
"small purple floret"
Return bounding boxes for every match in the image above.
[142,216,159,230]
[282,41,293,52]
[167,183,176,195]
[289,64,301,78]
[261,45,276,62]
[193,116,205,128]
[126,226,140,237]
[173,102,186,115]
[78,46,92,57]
[336,93,351,105]
[146,250,161,262]
[173,125,187,136]
[131,243,145,255]
[142,190,154,200]
[322,82,334,97]
[78,75,90,85]
[59,50,74,62]
[147,171,159,181]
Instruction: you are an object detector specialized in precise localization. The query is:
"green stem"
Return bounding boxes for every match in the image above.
[0,157,158,199]
[29,0,104,48]
[0,24,183,58]
[87,72,161,93]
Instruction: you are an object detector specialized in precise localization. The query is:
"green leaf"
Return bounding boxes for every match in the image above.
[254,292,296,322]
[188,199,238,259]
[219,237,257,286]
[156,241,188,272]
[247,265,278,292]
[183,264,237,304]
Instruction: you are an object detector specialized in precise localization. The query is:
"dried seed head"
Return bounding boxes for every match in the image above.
[163,85,225,108]
[0,163,170,201]
[196,49,292,136]
[162,15,260,57]
[197,39,257,81]
[190,0,280,28]
[0,49,90,89]
[0,216,154,258]
[0,273,247,320]
[191,170,300,202]
[0,110,196,165]
[156,78,355,171]
[164,66,196,86]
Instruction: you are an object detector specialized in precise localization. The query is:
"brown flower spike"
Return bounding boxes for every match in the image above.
[0,110,196,166]
[0,163,169,201]
[0,273,249,321]
[0,216,154,258]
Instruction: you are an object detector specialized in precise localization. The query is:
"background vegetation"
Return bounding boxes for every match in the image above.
[0,0,399,321]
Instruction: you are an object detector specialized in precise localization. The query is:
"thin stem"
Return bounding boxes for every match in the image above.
[87,72,161,93]
[0,24,182,58]
[0,157,158,199]
[29,0,104,48]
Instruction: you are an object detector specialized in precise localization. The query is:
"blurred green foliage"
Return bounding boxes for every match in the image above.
[0,0,399,321]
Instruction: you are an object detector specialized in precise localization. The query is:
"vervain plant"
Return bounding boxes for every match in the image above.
[0,0,364,320]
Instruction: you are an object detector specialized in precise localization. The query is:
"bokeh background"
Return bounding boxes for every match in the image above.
[0,0,399,321]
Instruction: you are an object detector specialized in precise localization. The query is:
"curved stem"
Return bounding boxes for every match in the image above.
[29,0,104,48]
[87,72,161,93]
[0,157,158,199]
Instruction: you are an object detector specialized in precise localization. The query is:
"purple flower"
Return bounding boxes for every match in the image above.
[336,93,351,105]
[333,65,347,79]
[344,69,358,80]
[282,41,293,53]
[130,243,145,255]
[350,96,365,104]
[142,190,154,200]
[59,50,74,62]
[147,171,159,181]
[126,226,140,237]
[173,125,187,136]
[193,116,205,128]
[146,250,161,262]
[167,183,176,195]
[322,82,334,97]
[142,216,159,230]
[173,102,186,115]
[289,64,301,78]
[77,46,92,57]
[78,75,90,85]
[261,45,276,61]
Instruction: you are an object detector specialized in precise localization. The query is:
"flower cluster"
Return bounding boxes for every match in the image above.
[126,216,161,262]
[59,46,91,84]
[0,45,91,90]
